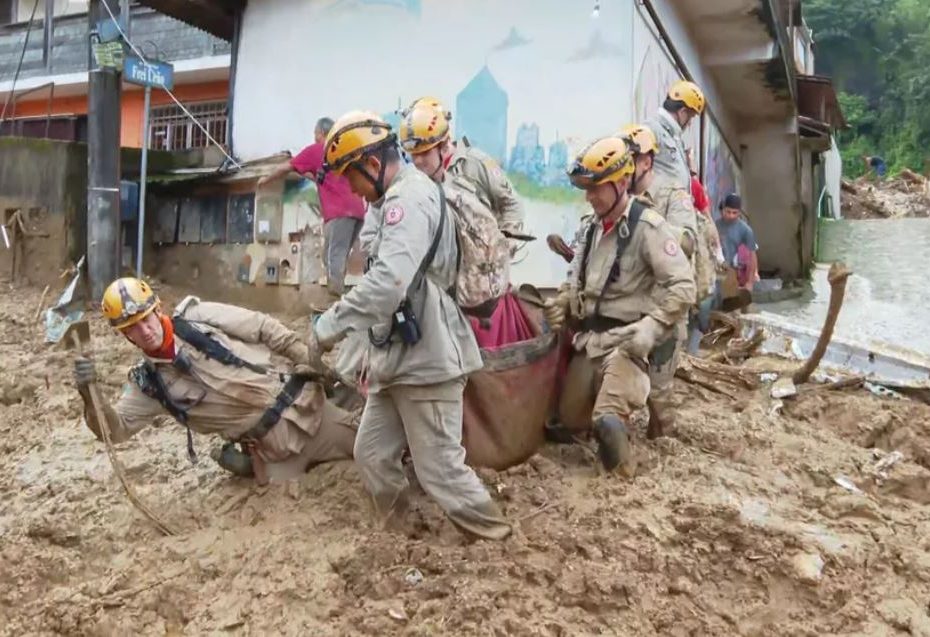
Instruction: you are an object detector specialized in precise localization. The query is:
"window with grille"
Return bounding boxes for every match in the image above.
[149,100,227,151]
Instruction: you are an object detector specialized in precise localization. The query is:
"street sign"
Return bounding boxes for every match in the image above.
[124,56,174,91]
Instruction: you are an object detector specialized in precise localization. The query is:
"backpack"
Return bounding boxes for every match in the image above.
[693,212,718,302]
[443,175,512,311]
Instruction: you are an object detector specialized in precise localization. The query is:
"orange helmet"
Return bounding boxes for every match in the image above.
[619,124,659,156]
[567,137,635,189]
[323,111,395,175]
[101,277,159,329]
[667,80,706,114]
[399,102,451,154]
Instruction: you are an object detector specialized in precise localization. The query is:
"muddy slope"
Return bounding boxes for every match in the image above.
[2,283,930,636]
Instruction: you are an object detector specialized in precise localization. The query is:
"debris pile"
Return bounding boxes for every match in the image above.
[841,170,930,219]
[2,281,930,635]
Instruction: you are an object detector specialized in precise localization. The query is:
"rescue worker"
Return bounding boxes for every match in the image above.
[308,110,512,540]
[620,123,692,438]
[643,80,705,255]
[401,96,525,243]
[544,137,695,475]
[71,277,357,484]
[398,101,512,317]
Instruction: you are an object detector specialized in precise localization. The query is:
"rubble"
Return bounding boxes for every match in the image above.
[2,281,930,635]
[841,174,930,219]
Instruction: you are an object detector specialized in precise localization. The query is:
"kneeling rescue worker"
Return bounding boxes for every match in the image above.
[72,277,357,484]
[308,111,512,540]
[544,137,695,475]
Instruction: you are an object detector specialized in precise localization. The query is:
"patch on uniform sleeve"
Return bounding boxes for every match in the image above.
[664,238,679,257]
[483,158,504,179]
[385,204,405,225]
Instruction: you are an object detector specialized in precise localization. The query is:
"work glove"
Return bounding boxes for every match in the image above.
[543,289,572,332]
[604,316,668,359]
[73,357,97,389]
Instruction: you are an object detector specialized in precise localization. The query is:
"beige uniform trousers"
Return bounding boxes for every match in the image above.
[262,400,359,482]
[559,331,683,431]
[353,377,511,540]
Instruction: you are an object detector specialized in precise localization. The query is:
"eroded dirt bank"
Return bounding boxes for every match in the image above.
[2,282,930,636]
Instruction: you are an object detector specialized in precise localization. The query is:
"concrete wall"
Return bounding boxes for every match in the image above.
[143,178,358,313]
[232,0,754,288]
[824,136,842,219]
[0,137,86,284]
[740,120,805,278]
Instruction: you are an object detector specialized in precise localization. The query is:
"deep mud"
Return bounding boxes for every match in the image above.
[2,281,930,636]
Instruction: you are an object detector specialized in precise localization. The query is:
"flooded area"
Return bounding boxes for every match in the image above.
[762,218,930,355]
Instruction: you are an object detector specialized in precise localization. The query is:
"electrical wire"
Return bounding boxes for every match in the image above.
[0,0,42,125]
[98,0,241,168]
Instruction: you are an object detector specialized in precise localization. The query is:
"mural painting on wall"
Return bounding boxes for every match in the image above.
[632,13,700,162]
[238,0,638,286]
[703,121,741,217]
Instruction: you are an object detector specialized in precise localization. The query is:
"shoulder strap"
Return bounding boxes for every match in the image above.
[577,220,598,293]
[592,199,647,318]
[405,183,447,298]
[129,361,198,463]
[172,316,267,374]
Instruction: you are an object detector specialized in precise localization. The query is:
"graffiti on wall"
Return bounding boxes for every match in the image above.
[631,13,700,161]
[237,0,643,286]
[703,121,741,215]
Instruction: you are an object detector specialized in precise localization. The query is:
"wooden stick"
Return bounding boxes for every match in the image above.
[70,331,178,536]
[34,285,50,322]
[793,262,852,385]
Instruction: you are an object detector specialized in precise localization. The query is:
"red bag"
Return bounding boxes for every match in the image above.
[462,294,559,470]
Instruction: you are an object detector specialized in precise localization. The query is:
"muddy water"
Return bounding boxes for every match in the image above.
[762,218,930,355]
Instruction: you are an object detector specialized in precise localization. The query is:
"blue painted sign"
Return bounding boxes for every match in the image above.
[124,56,174,90]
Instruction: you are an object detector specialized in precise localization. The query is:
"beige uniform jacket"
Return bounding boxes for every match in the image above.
[315,165,482,393]
[569,198,695,338]
[645,109,692,192]
[449,144,524,238]
[101,297,326,463]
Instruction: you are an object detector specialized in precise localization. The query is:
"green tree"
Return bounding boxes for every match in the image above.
[807,0,930,175]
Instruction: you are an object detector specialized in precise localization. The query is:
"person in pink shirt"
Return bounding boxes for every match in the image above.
[258,117,367,295]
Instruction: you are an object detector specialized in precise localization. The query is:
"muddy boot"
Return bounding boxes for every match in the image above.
[647,398,676,440]
[448,500,512,541]
[593,415,635,477]
[211,443,254,478]
[544,418,576,444]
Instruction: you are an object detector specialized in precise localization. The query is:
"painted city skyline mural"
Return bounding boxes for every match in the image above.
[235,0,738,285]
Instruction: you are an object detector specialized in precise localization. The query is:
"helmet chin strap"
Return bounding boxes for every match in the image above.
[352,145,391,199]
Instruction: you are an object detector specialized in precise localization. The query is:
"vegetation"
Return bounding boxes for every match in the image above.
[807,0,930,177]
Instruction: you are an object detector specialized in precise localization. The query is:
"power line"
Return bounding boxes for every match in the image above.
[98,0,241,168]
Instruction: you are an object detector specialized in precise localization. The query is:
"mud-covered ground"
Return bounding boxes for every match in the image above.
[2,281,930,636]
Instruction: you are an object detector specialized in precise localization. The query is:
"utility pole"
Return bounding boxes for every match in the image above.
[86,0,121,300]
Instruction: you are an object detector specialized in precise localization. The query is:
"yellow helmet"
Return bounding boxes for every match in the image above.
[323,111,395,175]
[399,103,451,154]
[620,124,659,155]
[400,96,452,121]
[567,136,635,189]
[667,80,706,114]
[102,277,159,329]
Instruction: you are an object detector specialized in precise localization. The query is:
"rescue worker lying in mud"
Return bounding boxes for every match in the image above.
[544,136,695,476]
[71,277,357,484]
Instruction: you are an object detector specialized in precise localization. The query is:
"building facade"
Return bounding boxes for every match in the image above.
[0,2,231,148]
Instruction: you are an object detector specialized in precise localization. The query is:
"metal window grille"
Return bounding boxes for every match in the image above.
[148,100,227,151]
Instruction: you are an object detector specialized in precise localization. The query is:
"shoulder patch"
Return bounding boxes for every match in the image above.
[663,238,680,257]
[174,295,200,317]
[385,204,405,225]
[639,209,665,228]
[483,158,504,178]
